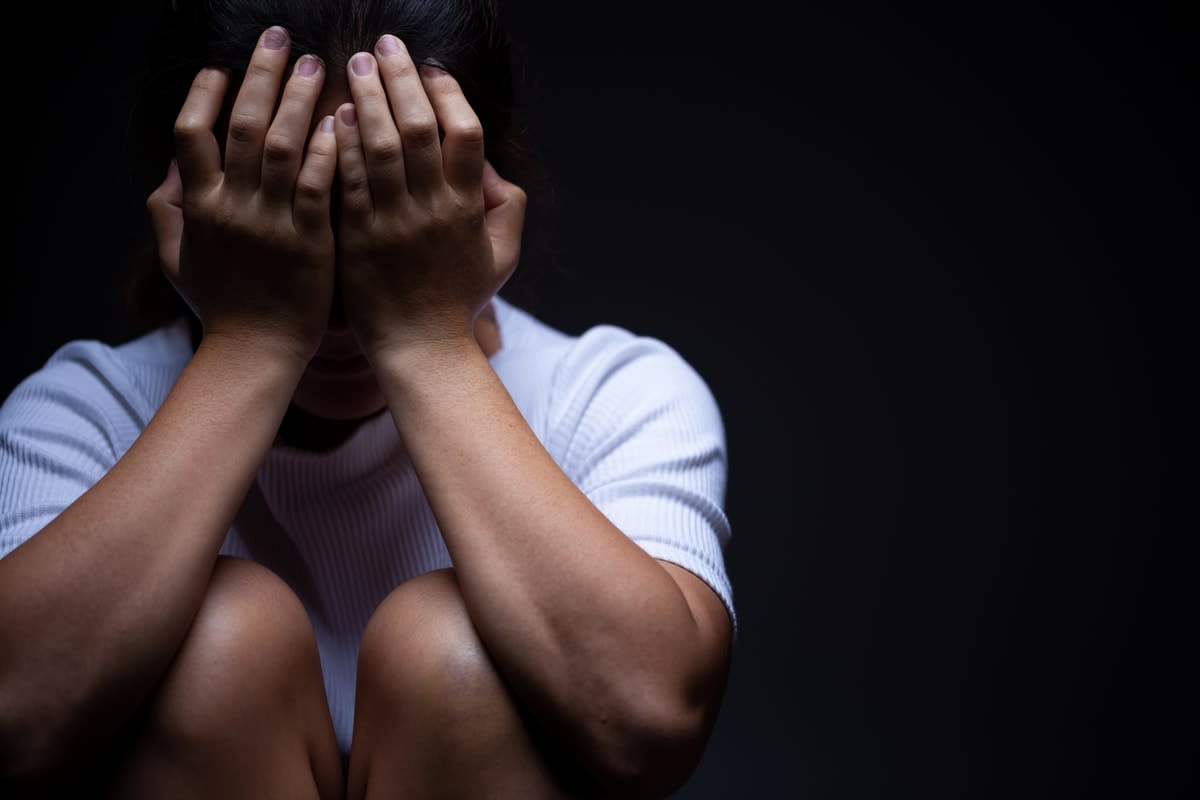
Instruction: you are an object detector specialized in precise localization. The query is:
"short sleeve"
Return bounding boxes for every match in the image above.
[0,343,142,559]
[546,326,737,638]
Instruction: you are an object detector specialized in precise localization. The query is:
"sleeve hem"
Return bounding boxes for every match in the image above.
[635,539,738,643]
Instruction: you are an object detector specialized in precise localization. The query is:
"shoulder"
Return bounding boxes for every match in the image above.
[496,295,715,396]
[0,319,193,559]
[491,296,725,456]
[497,294,722,429]
[533,316,726,485]
[549,321,724,439]
[1,318,194,440]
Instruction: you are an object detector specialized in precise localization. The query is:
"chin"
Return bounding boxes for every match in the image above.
[290,372,388,421]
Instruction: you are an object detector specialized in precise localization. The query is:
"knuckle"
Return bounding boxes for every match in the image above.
[384,58,419,81]
[446,120,484,146]
[226,112,262,145]
[369,136,404,165]
[245,60,277,83]
[447,190,482,217]
[426,197,460,228]
[307,134,336,158]
[401,120,439,150]
[210,200,241,230]
[173,114,204,144]
[341,172,371,197]
[359,81,388,103]
[294,177,326,205]
[262,132,297,164]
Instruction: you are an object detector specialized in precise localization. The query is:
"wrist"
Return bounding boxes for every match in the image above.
[196,330,313,381]
[366,332,480,370]
[366,334,486,398]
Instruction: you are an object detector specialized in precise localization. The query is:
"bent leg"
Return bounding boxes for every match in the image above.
[347,567,596,800]
[103,556,343,800]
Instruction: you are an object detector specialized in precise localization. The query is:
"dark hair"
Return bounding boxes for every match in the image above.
[123,0,555,340]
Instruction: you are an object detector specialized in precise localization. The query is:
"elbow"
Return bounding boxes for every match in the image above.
[583,691,715,799]
[0,686,78,788]
[0,708,55,787]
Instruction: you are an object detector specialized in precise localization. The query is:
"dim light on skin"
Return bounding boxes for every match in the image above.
[206,74,500,426]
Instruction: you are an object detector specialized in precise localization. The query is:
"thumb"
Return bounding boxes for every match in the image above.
[146,158,184,278]
[481,159,527,273]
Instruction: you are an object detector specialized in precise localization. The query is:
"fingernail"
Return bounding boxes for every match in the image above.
[320,115,335,133]
[339,105,357,126]
[377,34,403,56]
[262,26,288,50]
[296,54,321,77]
[351,53,373,77]
[419,64,448,79]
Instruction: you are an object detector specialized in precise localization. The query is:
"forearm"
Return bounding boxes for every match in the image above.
[374,339,702,775]
[0,336,304,779]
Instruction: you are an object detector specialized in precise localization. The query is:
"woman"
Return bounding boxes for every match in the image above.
[0,1,735,796]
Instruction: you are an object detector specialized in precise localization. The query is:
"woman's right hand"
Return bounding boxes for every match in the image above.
[146,26,338,367]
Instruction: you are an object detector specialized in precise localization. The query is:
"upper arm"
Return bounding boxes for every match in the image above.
[549,328,738,638]
[0,347,134,559]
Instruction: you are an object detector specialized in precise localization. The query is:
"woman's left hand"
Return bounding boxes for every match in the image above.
[333,35,527,362]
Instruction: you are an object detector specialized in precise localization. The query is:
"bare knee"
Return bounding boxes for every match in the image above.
[355,568,498,729]
[142,556,322,747]
[350,568,592,798]
[103,557,342,799]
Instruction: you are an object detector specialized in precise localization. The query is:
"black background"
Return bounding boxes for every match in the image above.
[3,2,1193,797]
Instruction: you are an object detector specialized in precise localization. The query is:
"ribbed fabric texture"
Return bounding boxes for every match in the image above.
[0,295,735,754]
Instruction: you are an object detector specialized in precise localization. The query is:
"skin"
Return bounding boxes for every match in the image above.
[151,50,506,434]
[0,25,733,798]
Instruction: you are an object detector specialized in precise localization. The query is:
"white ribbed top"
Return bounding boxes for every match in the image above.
[0,295,735,753]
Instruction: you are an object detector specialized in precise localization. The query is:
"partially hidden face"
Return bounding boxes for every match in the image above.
[211,74,388,422]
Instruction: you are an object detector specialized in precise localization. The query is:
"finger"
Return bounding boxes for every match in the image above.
[173,67,230,197]
[419,65,485,194]
[374,35,443,198]
[334,104,373,226]
[482,160,527,273]
[224,26,292,192]
[261,54,326,205]
[146,158,184,278]
[346,51,407,208]
[293,115,338,232]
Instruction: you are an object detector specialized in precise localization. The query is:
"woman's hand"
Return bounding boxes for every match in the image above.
[333,35,528,362]
[146,26,339,367]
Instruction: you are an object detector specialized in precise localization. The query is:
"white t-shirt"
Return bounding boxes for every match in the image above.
[0,294,735,753]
